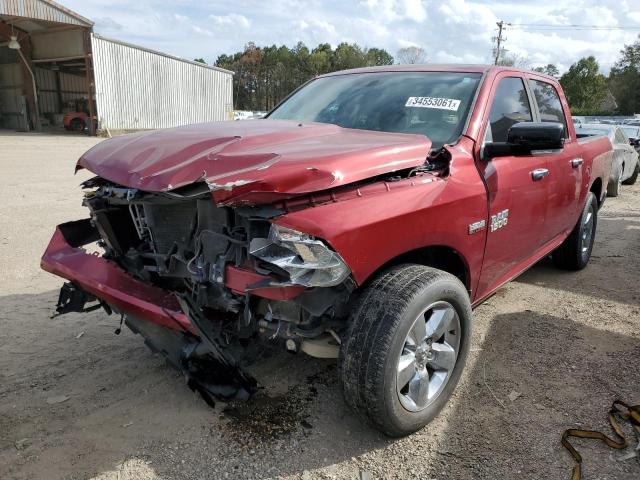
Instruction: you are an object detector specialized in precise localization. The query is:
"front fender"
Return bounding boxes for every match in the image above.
[275,147,487,296]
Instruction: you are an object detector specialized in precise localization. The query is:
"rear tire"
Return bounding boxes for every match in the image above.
[622,161,639,185]
[607,164,622,197]
[339,264,471,437]
[552,192,598,270]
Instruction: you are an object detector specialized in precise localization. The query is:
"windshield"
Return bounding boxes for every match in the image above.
[621,126,639,138]
[268,72,482,149]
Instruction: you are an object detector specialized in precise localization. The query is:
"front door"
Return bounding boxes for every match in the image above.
[475,75,550,300]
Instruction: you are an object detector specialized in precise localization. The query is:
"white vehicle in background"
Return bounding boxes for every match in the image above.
[576,123,640,196]
[621,125,640,153]
[233,110,268,121]
[233,110,254,121]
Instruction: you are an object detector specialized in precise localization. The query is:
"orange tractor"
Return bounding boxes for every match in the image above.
[62,99,96,133]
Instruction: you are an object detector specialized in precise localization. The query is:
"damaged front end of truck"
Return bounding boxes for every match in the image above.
[55,177,354,401]
[41,119,433,403]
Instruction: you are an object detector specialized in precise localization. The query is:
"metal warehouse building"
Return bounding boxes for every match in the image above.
[0,0,233,135]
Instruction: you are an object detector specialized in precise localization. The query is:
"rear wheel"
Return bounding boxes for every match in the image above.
[622,161,639,185]
[339,264,471,437]
[607,163,622,197]
[552,192,598,270]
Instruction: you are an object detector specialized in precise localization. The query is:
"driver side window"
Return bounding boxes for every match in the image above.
[485,77,533,143]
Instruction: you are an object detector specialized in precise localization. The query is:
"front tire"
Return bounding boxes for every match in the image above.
[607,163,622,197]
[339,265,471,437]
[552,192,598,270]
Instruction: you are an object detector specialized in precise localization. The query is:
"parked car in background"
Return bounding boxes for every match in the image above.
[572,116,585,126]
[42,65,613,437]
[233,110,267,121]
[63,111,88,132]
[576,123,639,195]
[621,125,640,152]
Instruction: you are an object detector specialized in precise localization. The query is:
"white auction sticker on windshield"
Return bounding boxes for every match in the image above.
[405,97,461,111]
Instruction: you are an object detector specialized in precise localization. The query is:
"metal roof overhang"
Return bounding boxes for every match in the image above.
[0,0,93,29]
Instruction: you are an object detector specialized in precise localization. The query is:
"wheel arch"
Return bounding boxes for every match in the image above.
[589,177,603,206]
[361,245,471,294]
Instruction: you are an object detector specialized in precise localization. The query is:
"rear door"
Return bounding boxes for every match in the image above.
[528,78,582,238]
[475,74,550,299]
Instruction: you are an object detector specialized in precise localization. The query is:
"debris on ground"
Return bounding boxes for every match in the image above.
[14,438,30,450]
[46,395,70,405]
[508,390,522,402]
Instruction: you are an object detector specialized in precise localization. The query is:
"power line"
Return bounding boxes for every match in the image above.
[508,23,640,31]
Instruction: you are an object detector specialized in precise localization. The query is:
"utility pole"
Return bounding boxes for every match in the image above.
[493,21,506,65]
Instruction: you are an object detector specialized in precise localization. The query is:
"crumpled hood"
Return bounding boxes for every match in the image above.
[77,119,431,205]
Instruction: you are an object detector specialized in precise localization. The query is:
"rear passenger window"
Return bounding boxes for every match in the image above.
[529,80,568,138]
[486,77,532,143]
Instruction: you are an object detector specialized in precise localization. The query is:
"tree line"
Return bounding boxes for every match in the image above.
[213,42,394,111]
[207,37,640,116]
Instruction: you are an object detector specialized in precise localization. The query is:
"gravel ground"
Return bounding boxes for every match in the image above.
[0,131,638,480]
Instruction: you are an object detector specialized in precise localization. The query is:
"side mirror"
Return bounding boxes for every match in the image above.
[484,122,565,160]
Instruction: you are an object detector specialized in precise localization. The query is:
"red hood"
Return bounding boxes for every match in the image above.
[77,120,431,205]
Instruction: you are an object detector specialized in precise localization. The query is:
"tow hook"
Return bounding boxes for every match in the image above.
[53,282,111,317]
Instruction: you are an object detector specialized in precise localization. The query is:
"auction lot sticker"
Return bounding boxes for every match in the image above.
[405,97,460,111]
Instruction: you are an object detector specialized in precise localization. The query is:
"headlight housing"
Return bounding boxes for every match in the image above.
[249,225,350,287]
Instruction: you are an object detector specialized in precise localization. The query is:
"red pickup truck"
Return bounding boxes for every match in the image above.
[42,65,612,437]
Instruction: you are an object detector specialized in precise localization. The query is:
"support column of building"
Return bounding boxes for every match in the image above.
[0,21,40,131]
[82,28,95,136]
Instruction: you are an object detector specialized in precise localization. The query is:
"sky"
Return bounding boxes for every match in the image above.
[62,0,640,73]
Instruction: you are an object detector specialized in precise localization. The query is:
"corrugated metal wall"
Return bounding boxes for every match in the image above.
[91,34,234,130]
[35,67,85,114]
[0,62,28,129]
[0,0,92,27]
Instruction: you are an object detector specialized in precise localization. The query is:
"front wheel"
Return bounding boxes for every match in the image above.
[552,192,598,270]
[622,161,639,185]
[339,265,471,437]
[607,164,622,197]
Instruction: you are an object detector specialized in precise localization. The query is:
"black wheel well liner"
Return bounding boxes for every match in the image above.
[366,245,471,293]
[590,177,603,206]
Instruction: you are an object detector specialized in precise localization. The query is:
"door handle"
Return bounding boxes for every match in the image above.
[531,168,549,181]
[571,158,584,168]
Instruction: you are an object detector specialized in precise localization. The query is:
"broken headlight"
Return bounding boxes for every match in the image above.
[249,225,350,287]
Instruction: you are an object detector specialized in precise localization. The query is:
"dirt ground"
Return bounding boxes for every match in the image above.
[0,131,638,480]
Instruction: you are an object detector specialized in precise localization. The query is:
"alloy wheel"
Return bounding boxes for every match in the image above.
[396,301,460,412]
[581,204,594,261]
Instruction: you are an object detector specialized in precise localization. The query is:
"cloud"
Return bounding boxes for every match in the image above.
[173,13,188,23]
[361,0,427,22]
[192,25,213,37]
[92,16,123,31]
[210,13,251,29]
